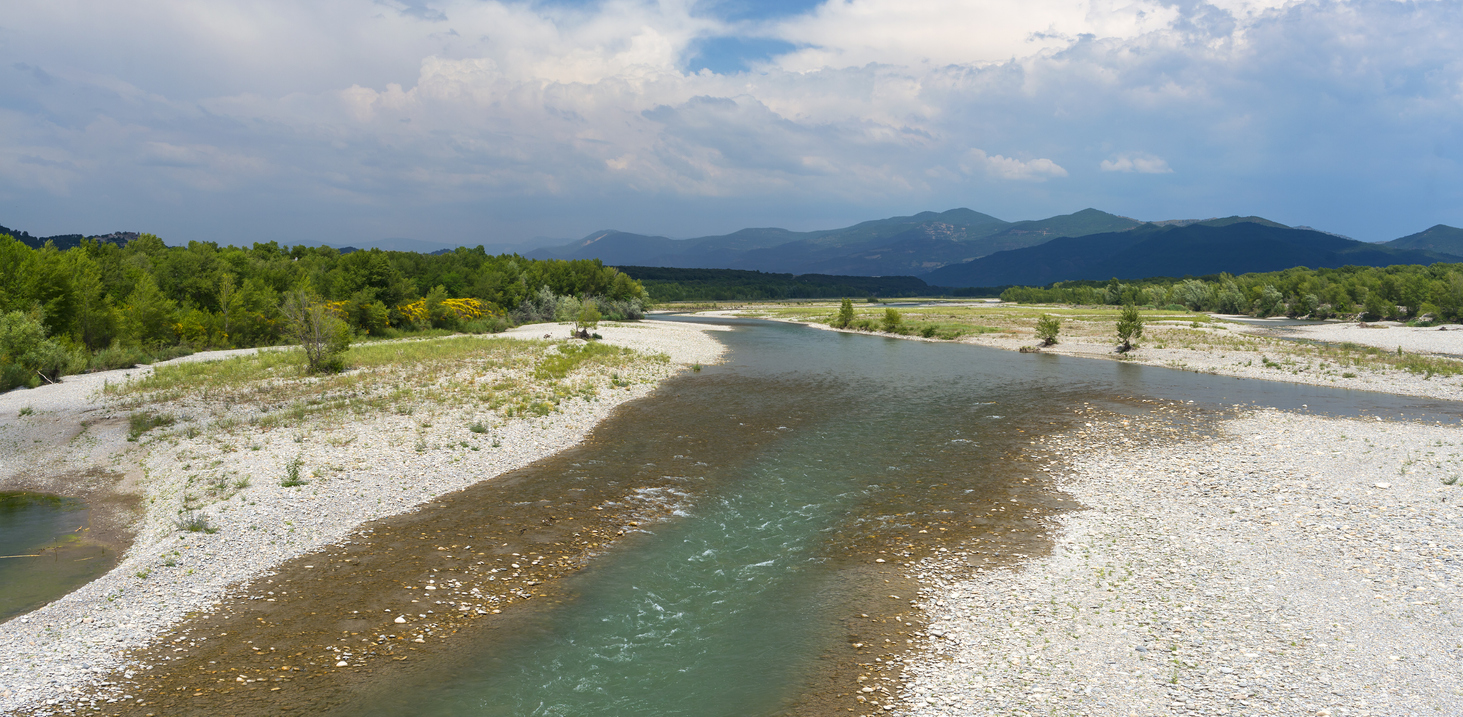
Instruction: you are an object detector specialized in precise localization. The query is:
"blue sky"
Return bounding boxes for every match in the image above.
[1,0,1460,248]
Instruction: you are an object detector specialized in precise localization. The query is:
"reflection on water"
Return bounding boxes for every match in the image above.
[0,492,109,622]
[340,318,1463,717]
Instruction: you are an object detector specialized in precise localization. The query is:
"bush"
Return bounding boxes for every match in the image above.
[0,310,78,391]
[1035,314,1061,346]
[281,288,351,374]
[881,307,904,333]
[1116,304,1143,352]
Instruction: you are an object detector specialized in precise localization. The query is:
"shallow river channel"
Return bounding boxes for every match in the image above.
[98,317,1463,717]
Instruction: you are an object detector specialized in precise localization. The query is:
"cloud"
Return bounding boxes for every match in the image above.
[1100,153,1173,174]
[963,149,1068,181]
[0,0,1459,244]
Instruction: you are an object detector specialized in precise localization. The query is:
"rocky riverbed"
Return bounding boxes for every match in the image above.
[0,320,725,716]
[894,405,1463,717]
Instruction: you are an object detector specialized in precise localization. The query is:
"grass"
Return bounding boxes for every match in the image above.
[175,511,217,533]
[18,405,33,417]
[127,411,175,441]
[105,335,659,431]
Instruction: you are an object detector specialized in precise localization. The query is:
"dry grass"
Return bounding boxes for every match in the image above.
[105,335,667,431]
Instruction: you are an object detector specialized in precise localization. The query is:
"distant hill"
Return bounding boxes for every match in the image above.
[1386,225,1463,256]
[528,208,1141,276]
[1,224,136,251]
[617,266,935,302]
[923,220,1463,288]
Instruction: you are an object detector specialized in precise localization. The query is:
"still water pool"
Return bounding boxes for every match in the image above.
[0,492,110,622]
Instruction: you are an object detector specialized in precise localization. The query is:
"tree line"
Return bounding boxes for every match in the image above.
[998,263,1463,322]
[0,233,647,391]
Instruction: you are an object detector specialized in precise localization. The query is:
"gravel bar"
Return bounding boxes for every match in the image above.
[896,408,1463,717]
[0,319,725,715]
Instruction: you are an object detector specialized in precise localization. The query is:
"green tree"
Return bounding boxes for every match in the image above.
[834,298,855,328]
[881,307,903,333]
[576,300,602,337]
[281,288,351,373]
[1035,314,1061,346]
[119,273,178,348]
[1116,304,1143,352]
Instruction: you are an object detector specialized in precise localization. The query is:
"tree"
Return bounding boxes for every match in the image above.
[281,288,351,373]
[1035,314,1061,346]
[575,301,601,338]
[834,298,855,328]
[881,307,903,333]
[1116,304,1143,352]
[119,273,177,348]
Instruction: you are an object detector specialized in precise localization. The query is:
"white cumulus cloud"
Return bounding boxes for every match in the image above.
[1100,153,1173,174]
[963,149,1068,181]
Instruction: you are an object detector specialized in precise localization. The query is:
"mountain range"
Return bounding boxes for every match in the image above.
[528,211,1463,287]
[8,212,1463,289]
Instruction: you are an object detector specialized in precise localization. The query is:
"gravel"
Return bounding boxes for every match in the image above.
[0,319,725,714]
[896,407,1463,717]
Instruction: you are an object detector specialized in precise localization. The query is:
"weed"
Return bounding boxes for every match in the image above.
[1342,371,1358,378]
[175,511,218,533]
[135,570,150,580]
[469,421,488,433]
[18,405,33,417]
[691,364,702,372]
[234,477,251,490]
[281,457,307,487]
[127,411,175,441]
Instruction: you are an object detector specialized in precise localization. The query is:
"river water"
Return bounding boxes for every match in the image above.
[0,492,110,622]
[321,317,1463,717]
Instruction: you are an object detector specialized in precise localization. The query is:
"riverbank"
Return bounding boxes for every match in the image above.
[896,406,1463,716]
[0,320,725,715]
[721,304,1463,403]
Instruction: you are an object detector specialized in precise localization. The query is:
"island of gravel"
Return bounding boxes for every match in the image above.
[0,320,726,715]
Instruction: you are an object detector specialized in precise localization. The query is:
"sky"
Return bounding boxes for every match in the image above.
[1,0,1460,248]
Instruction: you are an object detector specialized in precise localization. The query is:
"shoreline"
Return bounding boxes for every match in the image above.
[724,309,1463,403]
[0,320,726,715]
[896,406,1463,716]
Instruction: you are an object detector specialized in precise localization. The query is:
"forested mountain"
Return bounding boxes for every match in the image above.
[1387,225,1463,256]
[1,224,136,251]
[528,208,1140,275]
[923,220,1463,288]
[615,266,935,302]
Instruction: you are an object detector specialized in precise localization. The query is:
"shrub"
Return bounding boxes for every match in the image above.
[1116,304,1143,352]
[881,307,904,333]
[175,511,217,534]
[919,325,937,338]
[281,288,351,374]
[1035,314,1061,346]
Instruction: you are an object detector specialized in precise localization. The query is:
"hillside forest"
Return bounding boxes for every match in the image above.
[0,233,647,391]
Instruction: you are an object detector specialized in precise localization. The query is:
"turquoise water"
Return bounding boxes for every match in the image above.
[0,492,108,621]
[344,317,1463,716]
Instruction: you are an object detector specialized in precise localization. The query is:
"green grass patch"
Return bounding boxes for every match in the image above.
[127,411,175,441]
